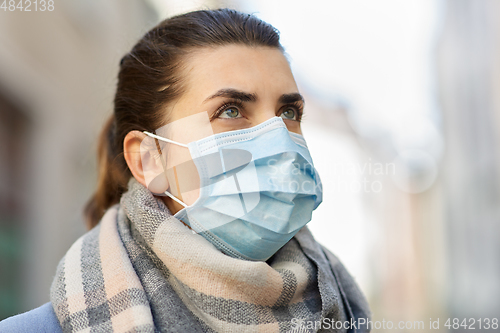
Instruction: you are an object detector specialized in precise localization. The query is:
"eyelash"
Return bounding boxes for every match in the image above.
[211,100,245,120]
[211,100,304,121]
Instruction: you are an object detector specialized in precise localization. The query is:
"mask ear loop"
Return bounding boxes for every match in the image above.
[143,131,188,208]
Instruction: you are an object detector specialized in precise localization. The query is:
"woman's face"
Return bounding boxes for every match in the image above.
[130,44,305,215]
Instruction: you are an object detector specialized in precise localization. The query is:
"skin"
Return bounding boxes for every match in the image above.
[123,44,305,216]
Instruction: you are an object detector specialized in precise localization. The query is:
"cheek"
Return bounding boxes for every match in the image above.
[165,148,200,201]
[210,118,254,134]
[182,188,200,206]
[283,120,302,135]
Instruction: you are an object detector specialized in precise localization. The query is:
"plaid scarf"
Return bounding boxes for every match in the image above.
[50,178,370,332]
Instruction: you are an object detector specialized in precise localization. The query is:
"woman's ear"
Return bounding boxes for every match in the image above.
[123,130,169,194]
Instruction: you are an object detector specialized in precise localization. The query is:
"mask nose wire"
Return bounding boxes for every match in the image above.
[143,131,189,208]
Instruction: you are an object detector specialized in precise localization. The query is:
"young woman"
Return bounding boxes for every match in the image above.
[0,8,370,332]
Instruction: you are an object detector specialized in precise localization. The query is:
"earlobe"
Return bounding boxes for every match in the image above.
[123,130,169,194]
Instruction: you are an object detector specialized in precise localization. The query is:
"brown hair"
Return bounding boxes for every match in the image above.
[84,8,284,229]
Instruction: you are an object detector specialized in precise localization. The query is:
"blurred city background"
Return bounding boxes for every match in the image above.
[1,0,499,331]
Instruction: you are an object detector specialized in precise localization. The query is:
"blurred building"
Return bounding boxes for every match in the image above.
[0,0,158,318]
[438,0,500,321]
[302,71,448,328]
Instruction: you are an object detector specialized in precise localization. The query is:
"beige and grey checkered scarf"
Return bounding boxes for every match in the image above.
[50,178,370,332]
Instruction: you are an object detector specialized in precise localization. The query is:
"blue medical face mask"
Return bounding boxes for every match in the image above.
[144,116,322,261]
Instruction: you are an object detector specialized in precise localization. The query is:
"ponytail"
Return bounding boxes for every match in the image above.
[83,114,130,229]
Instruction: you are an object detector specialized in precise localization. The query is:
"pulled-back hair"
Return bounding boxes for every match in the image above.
[84,8,284,229]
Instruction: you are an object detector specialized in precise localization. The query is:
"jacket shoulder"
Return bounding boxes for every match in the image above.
[0,302,62,333]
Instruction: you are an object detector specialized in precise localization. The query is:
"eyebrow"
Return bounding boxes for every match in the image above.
[278,92,304,105]
[203,88,305,105]
[203,88,257,103]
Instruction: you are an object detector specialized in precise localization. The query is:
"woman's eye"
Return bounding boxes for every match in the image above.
[280,108,297,120]
[218,107,241,119]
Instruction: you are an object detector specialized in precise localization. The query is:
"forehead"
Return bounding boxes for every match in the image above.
[180,45,298,97]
